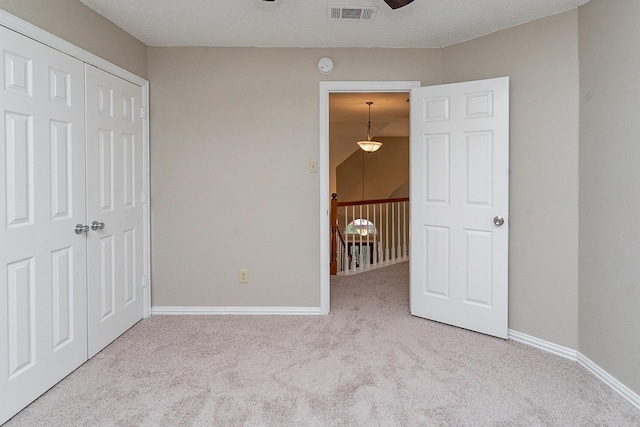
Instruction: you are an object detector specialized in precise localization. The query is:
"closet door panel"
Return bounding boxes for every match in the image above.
[85,65,144,357]
[0,25,87,425]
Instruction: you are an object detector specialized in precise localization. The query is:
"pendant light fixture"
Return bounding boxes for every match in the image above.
[357,101,382,153]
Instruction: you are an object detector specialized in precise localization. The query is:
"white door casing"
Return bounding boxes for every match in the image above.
[410,77,509,338]
[85,64,144,357]
[319,81,421,314]
[0,25,88,422]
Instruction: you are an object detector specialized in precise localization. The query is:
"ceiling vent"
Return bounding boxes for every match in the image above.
[328,6,377,21]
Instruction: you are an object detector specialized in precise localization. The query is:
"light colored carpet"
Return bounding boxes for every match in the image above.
[6,262,640,426]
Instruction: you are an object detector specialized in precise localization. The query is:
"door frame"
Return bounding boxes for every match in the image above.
[319,81,420,314]
[0,10,152,317]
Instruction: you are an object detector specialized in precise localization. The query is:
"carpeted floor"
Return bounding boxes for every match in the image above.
[6,262,640,426]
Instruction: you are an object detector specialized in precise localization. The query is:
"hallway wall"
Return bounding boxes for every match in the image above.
[336,137,409,202]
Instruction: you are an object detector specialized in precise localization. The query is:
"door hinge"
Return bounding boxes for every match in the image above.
[142,275,149,288]
[140,106,146,118]
[141,191,147,203]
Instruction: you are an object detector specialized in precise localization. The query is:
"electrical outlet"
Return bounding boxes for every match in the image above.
[239,269,249,283]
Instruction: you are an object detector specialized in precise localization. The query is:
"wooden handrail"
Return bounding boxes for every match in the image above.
[337,196,409,207]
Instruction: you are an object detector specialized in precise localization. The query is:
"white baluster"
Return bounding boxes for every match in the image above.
[358,205,363,271]
[403,201,408,259]
[392,202,397,261]
[351,205,356,272]
[344,206,349,274]
[372,203,377,266]
[337,235,342,273]
[366,204,371,268]
[385,202,390,263]
[381,203,385,263]
[397,202,401,261]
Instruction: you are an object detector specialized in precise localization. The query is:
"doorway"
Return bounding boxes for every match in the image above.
[329,92,410,202]
[319,81,421,314]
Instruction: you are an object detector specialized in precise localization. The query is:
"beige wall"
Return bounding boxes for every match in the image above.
[4,0,638,396]
[149,15,584,347]
[336,137,409,202]
[0,0,147,78]
[442,11,580,348]
[578,0,640,395]
[148,47,441,307]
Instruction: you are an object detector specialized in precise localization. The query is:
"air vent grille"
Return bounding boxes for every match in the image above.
[328,6,377,21]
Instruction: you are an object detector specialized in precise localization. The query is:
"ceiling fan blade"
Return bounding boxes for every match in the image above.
[383,0,415,9]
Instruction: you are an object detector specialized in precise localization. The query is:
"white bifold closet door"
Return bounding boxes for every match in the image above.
[0,27,144,424]
[0,25,88,421]
[85,64,144,358]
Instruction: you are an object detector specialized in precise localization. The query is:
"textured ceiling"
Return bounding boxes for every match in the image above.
[80,0,589,48]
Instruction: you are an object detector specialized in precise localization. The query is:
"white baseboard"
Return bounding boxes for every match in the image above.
[577,352,640,409]
[151,306,322,315]
[509,329,640,410]
[508,329,578,361]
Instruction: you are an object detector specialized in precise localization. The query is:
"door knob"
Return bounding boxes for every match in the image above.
[493,216,505,226]
[91,220,105,231]
[74,224,90,234]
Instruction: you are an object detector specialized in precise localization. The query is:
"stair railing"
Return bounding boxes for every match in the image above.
[330,193,409,275]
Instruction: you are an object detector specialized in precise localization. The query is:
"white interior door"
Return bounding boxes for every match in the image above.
[85,64,144,357]
[410,77,509,339]
[0,26,88,423]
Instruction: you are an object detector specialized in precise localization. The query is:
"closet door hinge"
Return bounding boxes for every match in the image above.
[140,106,146,118]
[141,191,148,204]
[142,275,149,288]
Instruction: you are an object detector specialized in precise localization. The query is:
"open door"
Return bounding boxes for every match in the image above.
[410,77,509,339]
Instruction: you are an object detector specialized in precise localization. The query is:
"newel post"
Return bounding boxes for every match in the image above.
[330,193,338,275]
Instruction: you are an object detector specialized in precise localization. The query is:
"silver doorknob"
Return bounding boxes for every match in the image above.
[74,224,90,234]
[493,216,505,226]
[91,220,105,231]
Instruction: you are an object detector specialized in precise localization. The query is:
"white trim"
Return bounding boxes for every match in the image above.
[151,306,323,315]
[509,329,640,410]
[319,81,421,315]
[508,329,578,361]
[142,82,151,318]
[0,10,152,318]
[0,10,146,87]
[577,353,640,409]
